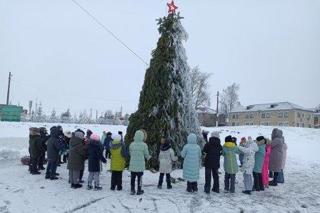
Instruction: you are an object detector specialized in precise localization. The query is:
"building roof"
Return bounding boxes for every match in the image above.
[230,102,313,113]
[196,106,216,115]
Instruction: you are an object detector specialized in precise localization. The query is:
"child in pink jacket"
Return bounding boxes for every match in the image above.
[262,139,271,188]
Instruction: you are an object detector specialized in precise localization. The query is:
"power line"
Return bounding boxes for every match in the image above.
[70,0,149,66]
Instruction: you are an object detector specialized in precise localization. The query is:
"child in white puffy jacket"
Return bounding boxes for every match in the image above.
[158,138,177,189]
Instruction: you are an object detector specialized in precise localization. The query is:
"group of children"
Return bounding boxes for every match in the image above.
[28,126,287,196]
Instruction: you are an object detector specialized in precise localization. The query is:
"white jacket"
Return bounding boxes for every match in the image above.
[238,140,258,174]
[158,148,177,174]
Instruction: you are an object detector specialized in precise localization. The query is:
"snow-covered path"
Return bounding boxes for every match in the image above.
[1,123,320,212]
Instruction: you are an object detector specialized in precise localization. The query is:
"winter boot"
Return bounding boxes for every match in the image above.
[157,185,162,189]
[167,184,172,189]
[94,185,102,191]
[137,186,144,195]
[242,190,251,195]
[50,176,59,180]
[130,189,136,195]
[87,185,93,190]
[204,186,210,194]
[186,182,192,193]
[31,171,41,175]
[45,174,50,179]
[117,185,123,191]
[192,182,198,192]
[110,186,115,191]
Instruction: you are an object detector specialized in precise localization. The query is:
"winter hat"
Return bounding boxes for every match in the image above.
[74,129,85,139]
[64,130,72,139]
[86,129,93,137]
[106,132,112,136]
[256,136,265,142]
[211,131,220,138]
[225,135,233,142]
[90,134,100,142]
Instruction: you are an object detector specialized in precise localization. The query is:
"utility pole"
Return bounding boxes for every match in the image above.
[6,72,12,105]
[216,91,219,127]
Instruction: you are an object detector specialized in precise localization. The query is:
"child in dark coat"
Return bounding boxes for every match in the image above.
[87,134,107,190]
[203,132,222,194]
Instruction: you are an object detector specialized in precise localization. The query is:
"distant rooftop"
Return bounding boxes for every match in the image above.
[197,106,216,114]
[231,102,313,113]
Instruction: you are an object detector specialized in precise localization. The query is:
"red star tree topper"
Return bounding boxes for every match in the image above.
[167,0,178,14]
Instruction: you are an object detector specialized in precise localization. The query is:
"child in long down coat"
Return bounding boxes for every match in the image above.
[87,134,106,190]
[253,136,266,191]
[157,138,177,189]
[181,133,202,193]
[203,131,222,194]
[129,130,151,195]
[67,129,87,189]
[110,134,126,191]
[262,138,271,188]
[222,135,240,193]
[238,137,258,195]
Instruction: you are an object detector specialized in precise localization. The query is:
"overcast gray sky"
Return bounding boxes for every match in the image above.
[1,0,319,115]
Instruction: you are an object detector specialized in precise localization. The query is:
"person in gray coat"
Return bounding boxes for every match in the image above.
[269,128,285,186]
[67,129,87,189]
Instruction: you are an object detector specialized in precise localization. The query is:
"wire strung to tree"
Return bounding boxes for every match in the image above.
[70,0,149,66]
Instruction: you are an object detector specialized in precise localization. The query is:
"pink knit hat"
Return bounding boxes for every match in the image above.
[90,134,100,141]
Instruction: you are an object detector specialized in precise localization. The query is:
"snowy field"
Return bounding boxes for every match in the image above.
[0,122,320,213]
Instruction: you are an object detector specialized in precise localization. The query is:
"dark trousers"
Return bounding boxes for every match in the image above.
[131,172,143,191]
[46,161,57,177]
[105,150,110,159]
[224,173,236,193]
[79,170,84,181]
[253,172,264,191]
[30,157,39,173]
[205,168,219,193]
[63,154,68,163]
[187,181,198,192]
[158,173,171,187]
[38,154,45,169]
[111,171,123,189]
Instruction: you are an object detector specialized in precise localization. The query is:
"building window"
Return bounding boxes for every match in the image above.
[250,114,254,119]
[297,112,301,118]
[266,113,270,118]
[245,122,249,126]
[284,112,289,118]
[245,114,249,119]
[232,122,235,126]
[232,114,236,119]
[302,123,305,127]
[261,113,266,118]
[278,122,283,126]
[250,123,254,126]
[278,112,284,118]
[296,123,300,127]
[236,114,239,119]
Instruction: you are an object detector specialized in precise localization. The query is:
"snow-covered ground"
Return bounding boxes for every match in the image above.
[0,122,320,213]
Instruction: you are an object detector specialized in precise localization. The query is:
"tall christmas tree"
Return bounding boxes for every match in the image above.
[125,1,202,168]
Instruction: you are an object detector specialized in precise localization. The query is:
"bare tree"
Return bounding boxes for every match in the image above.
[220,83,241,115]
[190,66,212,109]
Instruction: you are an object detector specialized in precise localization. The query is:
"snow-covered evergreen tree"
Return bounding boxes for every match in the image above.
[125,12,202,168]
